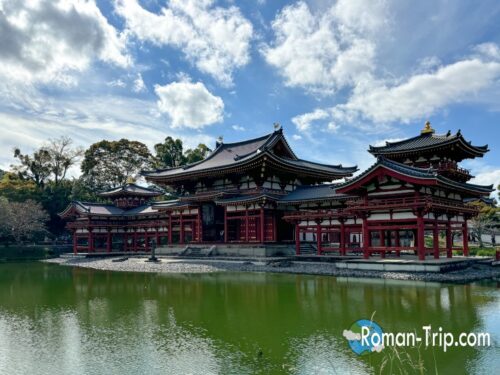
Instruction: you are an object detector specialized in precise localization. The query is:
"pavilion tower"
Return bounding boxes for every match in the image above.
[368,121,488,182]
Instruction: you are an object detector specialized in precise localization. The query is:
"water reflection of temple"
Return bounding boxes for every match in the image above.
[1,264,498,374]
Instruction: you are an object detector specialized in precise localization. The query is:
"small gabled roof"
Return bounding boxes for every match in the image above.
[142,128,357,182]
[59,201,124,218]
[279,184,353,204]
[58,201,161,218]
[336,158,493,196]
[98,183,163,198]
[369,129,488,159]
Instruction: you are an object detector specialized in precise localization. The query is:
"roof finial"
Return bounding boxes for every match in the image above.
[126,176,136,184]
[421,120,434,135]
[215,135,224,148]
[273,122,281,131]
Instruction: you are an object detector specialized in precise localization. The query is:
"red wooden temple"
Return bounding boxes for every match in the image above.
[60,122,493,260]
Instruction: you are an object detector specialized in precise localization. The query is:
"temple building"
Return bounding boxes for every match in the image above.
[60,122,493,260]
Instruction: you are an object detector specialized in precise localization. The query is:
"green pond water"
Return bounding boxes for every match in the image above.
[0,262,498,375]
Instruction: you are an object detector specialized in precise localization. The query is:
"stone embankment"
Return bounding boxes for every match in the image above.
[43,256,500,283]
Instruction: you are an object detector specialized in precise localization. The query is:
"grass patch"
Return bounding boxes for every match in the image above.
[468,247,497,257]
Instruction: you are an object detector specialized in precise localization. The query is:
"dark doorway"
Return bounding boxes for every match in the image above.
[201,203,225,242]
[276,210,294,242]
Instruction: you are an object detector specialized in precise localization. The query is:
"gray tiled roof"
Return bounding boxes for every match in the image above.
[369,131,488,156]
[98,183,163,197]
[279,184,351,203]
[142,129,356,179]
[63,201,161,217]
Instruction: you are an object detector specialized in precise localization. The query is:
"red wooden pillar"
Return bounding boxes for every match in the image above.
[380,230,386,258]
[446,221,452,258]
[179,212,184,245]
[272,212,277,242]
[417,214,425,261]
[433,220,439,259]
[245,206,249,243]
[295,222,301,255]
[123,233,128,252]
[362,215,369,259]
[395,230,401,257]
[260,207,265,243]
[463,220,469,257]
[316,221,322,255]
[224,206,228,243]
[72,229,77,254]
[106,229,112,253]
[156,228,160,248]
[88,228,94,253]
[168,214,172,245]
[340,220,346,256]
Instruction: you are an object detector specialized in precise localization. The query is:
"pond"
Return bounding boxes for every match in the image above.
[0,262,498,374]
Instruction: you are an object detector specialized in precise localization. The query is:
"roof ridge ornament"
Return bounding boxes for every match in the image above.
[215,135,224,148]
[421,120,435,135]
[273,122,281,131]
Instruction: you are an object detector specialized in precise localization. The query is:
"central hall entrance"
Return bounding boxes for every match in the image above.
[201,203,225,242]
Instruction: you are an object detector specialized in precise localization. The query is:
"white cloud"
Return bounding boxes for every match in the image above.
[471,168,500,199]
[292,109,329,132]
[262,0,386,94]
[154,81,224,129]
[132,73,147,93]
[291,108,342,135]
[107,79,127,88]
[0,93,213,172]
[292,134,302,140]
[232,125,245,131]
[333,56,500,124]
[0,0,130,86]
[116,0,253,86]
[291,44,500,133]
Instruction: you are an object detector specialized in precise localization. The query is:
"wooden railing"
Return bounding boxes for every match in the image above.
[283,196,479,222]
[346,196,479,214]
[435,161,470,176]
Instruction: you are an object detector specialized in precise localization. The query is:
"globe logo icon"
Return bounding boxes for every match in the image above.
[343,319,385,355]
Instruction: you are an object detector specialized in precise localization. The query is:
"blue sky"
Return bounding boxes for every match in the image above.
[1,0,500,195]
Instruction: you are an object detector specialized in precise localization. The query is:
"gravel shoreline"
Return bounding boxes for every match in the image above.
[43,256,500,283]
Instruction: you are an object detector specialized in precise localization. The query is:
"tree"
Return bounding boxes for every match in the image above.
[46,137,84,185]
[184,144,212,164]
[12,147,52,187]
[0,172,38,202]
[11,136,83,187]
[154,137,212,168]
[154,137,185,168]
[0,199,49,243]
[469,201,498,247]
[81,139,154,190]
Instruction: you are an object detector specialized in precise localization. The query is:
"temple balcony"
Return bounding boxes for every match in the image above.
[434,161,472,182]
[345,196,479,215]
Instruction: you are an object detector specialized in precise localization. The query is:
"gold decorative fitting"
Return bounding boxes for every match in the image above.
[421,120,435,134]
[126,176,136,184]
